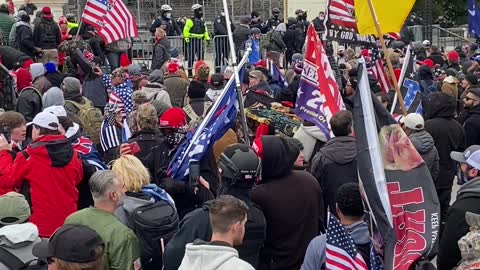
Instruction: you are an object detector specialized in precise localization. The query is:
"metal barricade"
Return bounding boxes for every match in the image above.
[213,35,231,73]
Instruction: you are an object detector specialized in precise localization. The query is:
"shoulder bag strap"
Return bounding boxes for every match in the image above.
[0,246,26,269]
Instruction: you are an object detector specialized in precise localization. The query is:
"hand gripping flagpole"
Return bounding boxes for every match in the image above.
[366,0,408,116]
[173,50,251,175]
[222,0,251,145]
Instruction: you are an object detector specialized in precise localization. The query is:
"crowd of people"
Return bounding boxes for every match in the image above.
[0,2,478,270]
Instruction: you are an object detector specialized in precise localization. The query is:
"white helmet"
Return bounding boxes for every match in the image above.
[191,4,202,11]
[161,4,172,11]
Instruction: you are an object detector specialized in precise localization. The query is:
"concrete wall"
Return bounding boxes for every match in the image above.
[13,0,67,19]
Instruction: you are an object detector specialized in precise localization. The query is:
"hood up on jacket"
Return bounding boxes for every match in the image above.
[345,221,371,246]
[30,135,75,168]
[42,87,65,109]
[260,135,299,180]
[319,136,357,165]
[0,223,39,249]
[409,130,435,154]
[457,177,480,201]
[142,83,167,101]
[180,239,253,270]
[424,92,457,120]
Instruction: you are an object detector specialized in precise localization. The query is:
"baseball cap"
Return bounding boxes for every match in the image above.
[400,113,424,130]
[0,192,31,226]
[451,145,480,170]
[43,106,67,117]
[418,59,435,69]
[41,7,53,19]
[27,112,60,130]
[159,107,186,128]
[422,40,431,47]
[33,224,104,263]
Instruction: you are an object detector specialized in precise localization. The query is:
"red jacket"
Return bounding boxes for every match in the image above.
[0,135,83,237]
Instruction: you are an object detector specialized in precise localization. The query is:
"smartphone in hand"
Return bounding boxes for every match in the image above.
[189,160,201,189]
[1,125,11,144]
[129,142,141,155]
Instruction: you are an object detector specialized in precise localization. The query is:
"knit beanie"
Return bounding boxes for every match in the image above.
[128,64,142,76]
[44,62,57,74]
[187,80,207,98]
[120,53,131,68]
[42,87,65,108]
[29,63,45,80]
[167,62,179,74]
[194,61,208,75]
[465,74,478,86]
[61,77,81,95]
[210,73,224,89]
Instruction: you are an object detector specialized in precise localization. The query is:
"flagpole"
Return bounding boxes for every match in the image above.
[222,0,250,145]
[366,0,408,116]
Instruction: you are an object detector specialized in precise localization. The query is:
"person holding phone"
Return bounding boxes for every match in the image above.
[164,144,265,270]
[119,103,169,180]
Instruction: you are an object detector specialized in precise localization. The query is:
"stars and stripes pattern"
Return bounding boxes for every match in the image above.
[72,136,108,170]
[327,0,357,30]
[81,0,138,44]
[369,47,391,93]
[168,68,243,181]
[106,80,133,116]
[326,215,368,270]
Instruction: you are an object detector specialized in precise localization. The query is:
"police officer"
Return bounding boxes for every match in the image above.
[295,9,309,34]
[149,4,182,36]
[183,4,210,77]
[213,10,235,73]
[250,10,268,34]
[266,8,283,31]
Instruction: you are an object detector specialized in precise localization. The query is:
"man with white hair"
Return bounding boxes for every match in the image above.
[65,170,141,270]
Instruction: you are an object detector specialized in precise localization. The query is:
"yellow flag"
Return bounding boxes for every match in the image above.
[355,0,415,35]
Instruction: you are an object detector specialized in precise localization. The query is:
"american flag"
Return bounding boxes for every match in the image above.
[369,47,391,93]
[326,215,368,270]
[327,0,357,30]
[81,0,138,44]
[100,103,131,152]
[168,68,242,181]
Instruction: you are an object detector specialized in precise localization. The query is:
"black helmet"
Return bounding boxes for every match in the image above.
[219,144,261,185]
[272,8,280,14]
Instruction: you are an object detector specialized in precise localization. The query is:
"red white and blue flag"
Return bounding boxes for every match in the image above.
[368,47,391,94]
[326,215,368,270]
[295,24,345,139]
[168,68,243,180]
[81,0,138,44]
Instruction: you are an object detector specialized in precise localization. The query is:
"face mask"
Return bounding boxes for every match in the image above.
[165,13,172,19]
[273,14,279,19]
[166,131,185,148]
[319,16,325,20]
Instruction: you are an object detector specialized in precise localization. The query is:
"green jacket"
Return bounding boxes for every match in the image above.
[183,18,210,42]
[65,208,141,270]
[0,13,15,42]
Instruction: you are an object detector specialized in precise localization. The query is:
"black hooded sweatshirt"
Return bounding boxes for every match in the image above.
[462,105,480,147]
[438,177,480,270]
[163,186,266,270]
[252,136,324,270]
[424,92,465,189]
[310,136,358,224]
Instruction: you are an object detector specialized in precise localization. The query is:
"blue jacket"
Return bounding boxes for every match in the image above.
[245,38,260,64]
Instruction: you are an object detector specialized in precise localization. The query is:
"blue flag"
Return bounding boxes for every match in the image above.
[403,78,421,112]
[268,60,288,96]
[168,69,242,181]
[469,0,480,35]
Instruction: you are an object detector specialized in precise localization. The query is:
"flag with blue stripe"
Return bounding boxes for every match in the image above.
[268,59,288,96]
[168,68,242,181]
[402,78,421,111]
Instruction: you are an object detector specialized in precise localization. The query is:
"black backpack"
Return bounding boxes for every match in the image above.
[0,247,47,270]
[129,194,179,270]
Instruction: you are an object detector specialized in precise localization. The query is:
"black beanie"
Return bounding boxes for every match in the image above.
[188,80,206,98]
